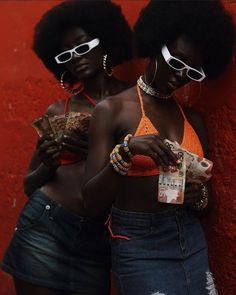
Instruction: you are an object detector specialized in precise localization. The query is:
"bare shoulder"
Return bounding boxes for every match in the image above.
[91,87,137,136]
[45,99,66,116]
[96,86,136,115]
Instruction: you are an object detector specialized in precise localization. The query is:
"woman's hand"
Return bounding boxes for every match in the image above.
[61,128,88,158]
[128,134,179,167]
[37,134,61,169]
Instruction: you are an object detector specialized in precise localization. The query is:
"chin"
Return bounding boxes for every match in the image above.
[73,69,96,80]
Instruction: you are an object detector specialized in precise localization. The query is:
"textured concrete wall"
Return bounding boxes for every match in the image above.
[0,1,235,295]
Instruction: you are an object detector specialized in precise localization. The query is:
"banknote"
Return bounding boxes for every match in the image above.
[158,155,186,204]
[48,114,67,136]
[77,112,91,135]
[164,139,213,184]
[66,112,82,130]
[32,112,91,140]
[31,115,53,137]
[66,112,91,134]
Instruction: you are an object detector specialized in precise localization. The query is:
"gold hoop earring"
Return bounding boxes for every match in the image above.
[60,71,84,95]
[144,58,157,86]
[103,54,113,77]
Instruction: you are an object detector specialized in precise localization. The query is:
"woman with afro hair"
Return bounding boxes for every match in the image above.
[2,1,132,295]
[82,1,235,294]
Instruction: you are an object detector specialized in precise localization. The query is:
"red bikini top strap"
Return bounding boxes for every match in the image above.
[82,93,97,106]
[176,102,187,121]
[64,92,96,113]
[64,97,70,113]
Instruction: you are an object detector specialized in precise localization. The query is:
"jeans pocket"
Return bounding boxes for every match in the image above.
[111,223,151,241]
[15,200,46,231]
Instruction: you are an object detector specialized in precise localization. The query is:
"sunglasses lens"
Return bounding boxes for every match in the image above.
[188,69,203,81]
[169,58,185,70]
[75,44,90,55]
[57,52,71,63]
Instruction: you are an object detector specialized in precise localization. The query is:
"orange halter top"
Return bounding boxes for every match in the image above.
[127,86,204,176]
[60,93,96,165]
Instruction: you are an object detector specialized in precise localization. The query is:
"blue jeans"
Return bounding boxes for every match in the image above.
[110,206,217,295]
[2,190,111,294]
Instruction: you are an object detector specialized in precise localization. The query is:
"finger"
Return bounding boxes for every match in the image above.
[39,147,61,158]
[159,143,179,165]
[154,137,179,164]
[73,127,88,137]
[39,133,54,141]
[51,152,61,159]
[39,143,60,154]
[148,151,161,167]
[64,128,88,140]
[37,134,54,146]
[39,139,59,150]
[152,146,171,167]
[61,142,88,154]
[62,135,88,148]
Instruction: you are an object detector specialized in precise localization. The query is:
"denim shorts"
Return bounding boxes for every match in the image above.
[2,190,111,295]
[110,206,218,295]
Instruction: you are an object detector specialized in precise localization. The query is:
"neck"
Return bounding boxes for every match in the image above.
[137,76,172,100]
[80,71,115,102]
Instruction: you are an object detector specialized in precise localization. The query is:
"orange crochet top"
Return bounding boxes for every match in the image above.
[60,93,96,165]
[127,86,204,176]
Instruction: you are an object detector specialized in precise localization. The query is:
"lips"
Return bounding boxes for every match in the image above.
[73,63,88,72]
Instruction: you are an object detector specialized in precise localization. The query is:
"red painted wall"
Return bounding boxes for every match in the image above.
[0,1,235,295]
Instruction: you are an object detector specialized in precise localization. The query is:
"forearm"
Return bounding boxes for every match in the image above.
[23,163,58,197]
[82,163,121,217]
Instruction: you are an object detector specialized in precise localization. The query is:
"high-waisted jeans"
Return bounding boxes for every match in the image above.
[109,206,217,295]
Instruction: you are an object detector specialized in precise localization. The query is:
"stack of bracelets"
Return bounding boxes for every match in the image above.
[110,134,133,175]
[193,184,209,210]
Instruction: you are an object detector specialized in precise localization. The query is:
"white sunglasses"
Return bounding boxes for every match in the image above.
[161,44,206,82]
[55,38,100,64]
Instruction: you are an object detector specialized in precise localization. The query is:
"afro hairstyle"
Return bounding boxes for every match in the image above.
[33,0,133,81]
[134,0,235,78]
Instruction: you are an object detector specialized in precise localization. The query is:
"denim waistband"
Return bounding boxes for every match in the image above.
[111,206,193,226]
[29,190,89,224]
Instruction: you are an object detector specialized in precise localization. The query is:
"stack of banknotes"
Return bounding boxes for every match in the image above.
[31,112,91,141]
[158,139,213,204]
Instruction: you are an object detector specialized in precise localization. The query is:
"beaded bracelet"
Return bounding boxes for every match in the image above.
[193,184,209,210]
[123,134,133,159]
[110,144,132,175]
[112,144,131,168]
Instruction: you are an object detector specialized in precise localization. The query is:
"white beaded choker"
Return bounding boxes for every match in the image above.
[137,76,172,99]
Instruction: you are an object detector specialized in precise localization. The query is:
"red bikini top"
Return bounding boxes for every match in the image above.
[60,93,96,166]
[127,86,204,176]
